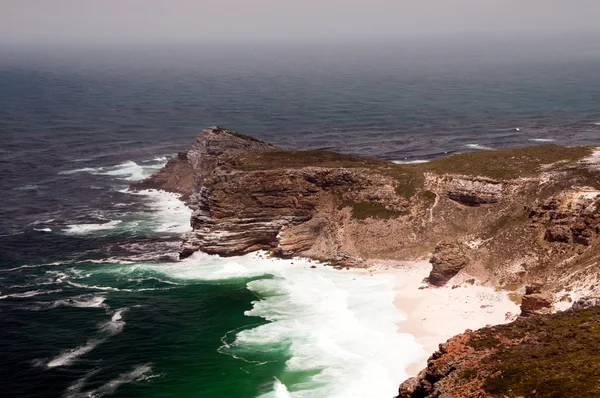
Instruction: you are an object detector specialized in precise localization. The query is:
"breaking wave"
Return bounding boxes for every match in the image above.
[51,294,108,309]
[60,159,166,182]
[63,220,123,235]
[85,252,426,397]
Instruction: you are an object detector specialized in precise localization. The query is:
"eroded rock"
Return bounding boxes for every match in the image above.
[428,241,470,286]
[520,284,553,317]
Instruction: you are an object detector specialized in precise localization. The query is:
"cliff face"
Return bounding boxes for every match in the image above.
[134,127,600,297]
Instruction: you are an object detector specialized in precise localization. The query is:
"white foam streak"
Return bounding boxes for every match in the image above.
[46,308,128,368]
[63,220,123,235]
[66,281,163,292]
[464,143,494,150]
[391,159,429,164]
[0,262,67,273]
[51,294,107,309]
[60,158,167,182]
[64,364,155,398]
[528,138,555,142]
[93,364,154,396]
[13,184,40,191]
[47,339,102,368]
[0,289,63,299]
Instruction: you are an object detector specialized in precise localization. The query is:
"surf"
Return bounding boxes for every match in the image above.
[83,252,426,397]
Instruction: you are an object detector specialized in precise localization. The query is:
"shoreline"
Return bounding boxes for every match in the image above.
[368,261,520,377]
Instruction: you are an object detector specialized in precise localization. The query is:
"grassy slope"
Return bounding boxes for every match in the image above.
[234,144,594,201]
[235,145,591,176]
[463,307,600,397]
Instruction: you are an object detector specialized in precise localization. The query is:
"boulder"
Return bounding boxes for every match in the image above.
[544,225,572,243]
[428,241,470,286]
[520,285,553,317]
[572,296,600,310]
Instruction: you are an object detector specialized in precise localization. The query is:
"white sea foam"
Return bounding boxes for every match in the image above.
[265,378,292,398]
[99,161,149,181]
[46,308,128,368]
[63,220,123,235]
[464,143,494,150]
[65,364,155,398]
[66,280,167,292]
[126,189,192,234]
[51,294,108,309]
[46,339,103,368]
[528,138,555,142]
[13,184,40,191]
[0,262,66,273]
[34,228,52,232]
[60,158,167,182]
[91,252,425,397]
[99,308,128,334]
[59,167,99,175]
[0,289,63,299]
[143,156,169,163]
[93,364,155,396]
[391,159,430,164]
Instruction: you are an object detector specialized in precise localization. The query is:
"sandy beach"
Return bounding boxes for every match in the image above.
[370,261,520,376]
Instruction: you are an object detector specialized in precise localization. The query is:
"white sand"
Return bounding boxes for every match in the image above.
[370,261,520,376]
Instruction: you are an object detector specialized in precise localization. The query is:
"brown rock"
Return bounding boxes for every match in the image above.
[130,151,195,202]
[544,225,572,243]
[520,285,553,317]
[428,241,470,286]
[571,296,600,310]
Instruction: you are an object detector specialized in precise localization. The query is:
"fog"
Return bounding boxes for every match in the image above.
[1,0,599,46]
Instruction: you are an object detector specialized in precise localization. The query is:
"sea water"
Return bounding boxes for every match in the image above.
[2,38,600,397]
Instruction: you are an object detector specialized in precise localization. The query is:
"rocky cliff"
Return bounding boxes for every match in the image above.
[134,127,600,397]
[397,304,600,398]
[134,127,600,294]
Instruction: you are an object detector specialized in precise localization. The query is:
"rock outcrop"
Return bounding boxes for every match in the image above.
[397,306,600,398]
[428,241,470,286]
[520,284,553,317]
[130,151,195,201]
[571,296,600,310]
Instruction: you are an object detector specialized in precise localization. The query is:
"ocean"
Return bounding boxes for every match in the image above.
[1,37,600,397]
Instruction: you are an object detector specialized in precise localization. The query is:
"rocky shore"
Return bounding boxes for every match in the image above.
[132,126,600,397]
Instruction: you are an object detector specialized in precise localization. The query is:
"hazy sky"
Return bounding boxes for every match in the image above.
[1,0,599,45]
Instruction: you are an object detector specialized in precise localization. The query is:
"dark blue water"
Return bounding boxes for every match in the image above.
[1,38,600,397]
